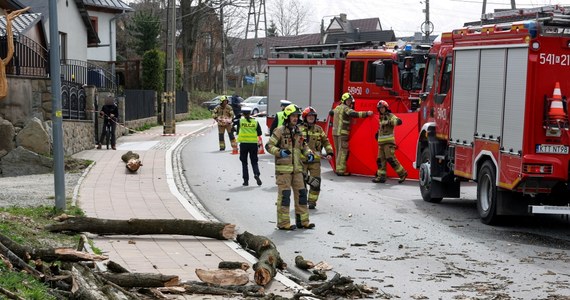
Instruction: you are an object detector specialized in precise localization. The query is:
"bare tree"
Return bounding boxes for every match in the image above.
[268,0,309,36]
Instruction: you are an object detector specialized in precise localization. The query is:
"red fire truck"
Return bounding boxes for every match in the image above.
[267,42,429,178]
[414,5,570,224]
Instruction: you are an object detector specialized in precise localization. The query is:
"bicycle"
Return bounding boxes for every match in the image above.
[103,120,113,149]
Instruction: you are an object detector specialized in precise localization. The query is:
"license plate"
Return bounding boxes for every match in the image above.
[536,144,569,154]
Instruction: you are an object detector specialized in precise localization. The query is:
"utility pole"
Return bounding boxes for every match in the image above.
[163,0,176,134]
[49,0,65,210]
[482,0,487,15]
[421,0,433,43]
[511,0,516,9]
[221,3,226,94]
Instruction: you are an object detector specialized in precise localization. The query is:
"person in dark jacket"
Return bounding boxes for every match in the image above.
[97,95,119,150]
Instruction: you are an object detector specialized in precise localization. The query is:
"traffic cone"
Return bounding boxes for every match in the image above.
[257,136,265,154]
[548,82,567,121]
[231,146,239,155]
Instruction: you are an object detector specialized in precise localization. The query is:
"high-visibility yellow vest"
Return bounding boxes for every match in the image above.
[276,111,285,127]
[237,118,258,143]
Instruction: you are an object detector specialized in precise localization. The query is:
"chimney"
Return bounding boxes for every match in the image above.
[340,13,347,22]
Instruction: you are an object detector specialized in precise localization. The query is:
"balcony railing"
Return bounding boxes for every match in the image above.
[60,59,116,92]
[0,35,48,77]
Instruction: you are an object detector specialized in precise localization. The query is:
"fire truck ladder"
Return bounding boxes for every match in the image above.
[464,5,570,27]
[270,41,377,59]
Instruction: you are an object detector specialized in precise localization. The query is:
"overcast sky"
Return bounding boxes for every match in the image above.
[301,0,570,37]
[123,0,570,37]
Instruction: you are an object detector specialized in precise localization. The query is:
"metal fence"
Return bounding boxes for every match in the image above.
[176,90,188,114]
[60,59,116,92]
[61,80,87,120]
[124,89,156,121]
[0,35,48,77]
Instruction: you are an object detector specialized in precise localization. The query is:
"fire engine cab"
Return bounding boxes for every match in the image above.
[415,5,570,224]
[267,42,429,178]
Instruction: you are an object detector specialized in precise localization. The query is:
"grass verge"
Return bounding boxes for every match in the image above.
[0,202,85,298]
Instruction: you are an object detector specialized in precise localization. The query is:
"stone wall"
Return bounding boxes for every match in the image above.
[0,76,192,176]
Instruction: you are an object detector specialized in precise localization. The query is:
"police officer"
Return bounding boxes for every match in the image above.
[299,107,334,209]
[212,96,237,151]
[373,100,407,183]
[237,106,262,186]
[266,104,315,230]
[269,99,292,136]
[331,92,373,176]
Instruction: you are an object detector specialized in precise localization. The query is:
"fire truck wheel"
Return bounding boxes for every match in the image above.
[477,161,499,225]
[419,148,443,203]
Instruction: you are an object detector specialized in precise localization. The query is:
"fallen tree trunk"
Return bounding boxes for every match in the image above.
[181,281,264,294]
[99,272,179,288]
[195,268,249,286]
[106,260,130,273]
[46,217,236,240]
[218,261,249,271]
[236,231,286,286]
[70,264,139,300]
[121,151,143,172]
[0,241,44,280]
[0,233,107,263]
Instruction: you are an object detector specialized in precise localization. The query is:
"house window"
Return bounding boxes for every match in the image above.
[59,32,67,60]
[90,17,98,34]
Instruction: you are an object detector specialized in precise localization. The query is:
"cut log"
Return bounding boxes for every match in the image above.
[0,233,107,262]
[0,241,44,280]
[45,217,236,240]
[294,255,314,270]
[70,263,139,300]
[218,261,250,271]
[106,260,130,273]
[99,272,179,288]
[195,268,249,286]
[121,151,140,162]
[181,281,264,294]
[126,158,143,172]
[122,151,142,172]
[0,286,25,300]
[236,231,286,286]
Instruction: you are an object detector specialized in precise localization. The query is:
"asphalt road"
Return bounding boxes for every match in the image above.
[180,118,570,299]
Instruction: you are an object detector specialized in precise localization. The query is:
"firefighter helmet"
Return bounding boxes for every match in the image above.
[302,106,317,120]
[283,104,301,118]
[341,92,353,104]
[377,100,389,110]
[219,95,228,103]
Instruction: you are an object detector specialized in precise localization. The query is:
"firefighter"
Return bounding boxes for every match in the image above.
[330,92,373,176]
[373,100,407,184]
[237,106,263,186]
[265,104,315,230]
[97,95,119,150]
[299,106,334,209]
[269,99,292,136]
[212,95,237,151]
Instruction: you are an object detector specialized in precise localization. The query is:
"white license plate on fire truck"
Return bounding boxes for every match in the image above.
[536,144,569,154]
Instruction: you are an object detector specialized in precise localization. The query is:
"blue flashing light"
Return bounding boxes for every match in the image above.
[404,44,412,51]
[523,21,538,38]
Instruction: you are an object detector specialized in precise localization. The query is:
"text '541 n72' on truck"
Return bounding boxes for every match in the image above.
[266,41,430,180]
[416,5,570,224]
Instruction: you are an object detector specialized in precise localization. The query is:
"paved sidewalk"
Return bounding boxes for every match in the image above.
[72,120,300,297]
